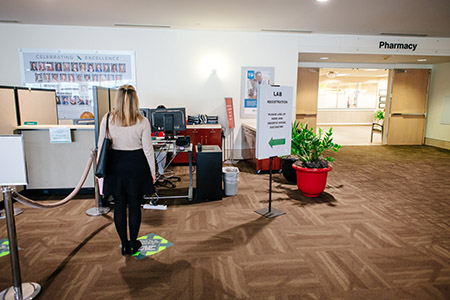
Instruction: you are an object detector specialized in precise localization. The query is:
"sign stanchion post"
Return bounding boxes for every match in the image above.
[0,135,41,299]
[254,85,293,218]
[269,156,272,212]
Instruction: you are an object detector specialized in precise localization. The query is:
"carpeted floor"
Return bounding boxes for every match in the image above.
[0,145,449,299]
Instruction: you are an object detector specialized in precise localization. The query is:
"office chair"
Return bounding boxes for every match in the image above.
[154,151,181,188]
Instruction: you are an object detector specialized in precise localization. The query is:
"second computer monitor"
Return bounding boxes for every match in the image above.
[150,107,186,139]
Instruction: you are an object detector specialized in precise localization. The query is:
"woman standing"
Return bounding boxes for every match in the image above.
[97,85,156,255]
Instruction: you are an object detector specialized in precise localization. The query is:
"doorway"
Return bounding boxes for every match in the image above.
[317,68,388,145]
[317,68,389,145]
[296,66,432,146]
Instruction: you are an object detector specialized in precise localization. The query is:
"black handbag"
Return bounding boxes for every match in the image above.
[95,113,111,178]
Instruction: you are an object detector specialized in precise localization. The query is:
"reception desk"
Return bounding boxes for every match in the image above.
[15,125,95,191]
[13,123,221,191]
[241,122,281,173]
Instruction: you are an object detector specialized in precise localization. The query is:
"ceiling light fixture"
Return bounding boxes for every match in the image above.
[320,57,329,60]
[261,29,312,34]
[380,32,427,37]
[0,20,21,24]
[114,23,171,29]
[326,71,338,78]
[316,0,329,2]
[417,58,427,62]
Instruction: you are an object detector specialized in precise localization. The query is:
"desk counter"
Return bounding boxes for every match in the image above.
[15,125,95,190]
[186,124,221,129]
[173,124,222,163]
[241,121,281,173]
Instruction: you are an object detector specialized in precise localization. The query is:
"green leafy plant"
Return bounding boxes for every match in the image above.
[374,110,385,121]
[290,120,303,157]
[292,122,341,168]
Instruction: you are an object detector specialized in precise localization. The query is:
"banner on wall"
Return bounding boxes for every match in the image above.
[240,66,274,118]
[225,97,235,129]
[18,49,136,120]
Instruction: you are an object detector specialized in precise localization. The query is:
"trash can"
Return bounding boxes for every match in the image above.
[223,167,239,196]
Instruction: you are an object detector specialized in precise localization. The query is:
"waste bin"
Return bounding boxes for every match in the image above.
[222,167,239,196]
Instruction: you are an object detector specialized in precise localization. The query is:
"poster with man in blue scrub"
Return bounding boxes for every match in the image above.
[241,66,274,117]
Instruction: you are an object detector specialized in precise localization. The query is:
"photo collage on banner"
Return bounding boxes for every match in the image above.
[19,49,136,120]
[241,66,274,118]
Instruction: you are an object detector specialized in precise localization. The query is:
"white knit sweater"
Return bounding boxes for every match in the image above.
[97,114,156,177]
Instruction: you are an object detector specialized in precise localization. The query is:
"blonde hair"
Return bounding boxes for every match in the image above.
[111,84,143,126]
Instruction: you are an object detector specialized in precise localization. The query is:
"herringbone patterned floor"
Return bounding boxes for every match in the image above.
[1,146,449,299]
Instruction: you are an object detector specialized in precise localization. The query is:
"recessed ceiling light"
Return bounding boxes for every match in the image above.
[326,71,337,78]
[320,57,329,60]
[417,58,427,62]
[316,0,329,2]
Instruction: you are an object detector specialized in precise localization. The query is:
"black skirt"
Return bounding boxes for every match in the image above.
[103,149,155,197]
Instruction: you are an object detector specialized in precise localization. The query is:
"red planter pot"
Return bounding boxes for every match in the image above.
[292,163,332,197]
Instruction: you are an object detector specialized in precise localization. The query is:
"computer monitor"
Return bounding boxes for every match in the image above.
[73,118,95,125]
[139,108,150,120]
[149,107,186,139]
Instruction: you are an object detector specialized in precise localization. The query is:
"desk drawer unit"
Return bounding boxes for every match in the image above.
[172,127,222,164]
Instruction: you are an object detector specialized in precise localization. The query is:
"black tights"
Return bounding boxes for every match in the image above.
[113,194,142,246]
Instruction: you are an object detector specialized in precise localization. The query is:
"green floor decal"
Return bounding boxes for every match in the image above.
[0,239,10,258]
[132,233,173,260]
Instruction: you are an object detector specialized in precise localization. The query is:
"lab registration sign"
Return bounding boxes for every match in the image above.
[256,85,293,159]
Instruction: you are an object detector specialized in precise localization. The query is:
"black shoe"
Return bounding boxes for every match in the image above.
[130,240,142,254]
[121,242,131,256]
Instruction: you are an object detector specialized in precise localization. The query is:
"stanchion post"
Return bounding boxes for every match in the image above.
[86,149,110,216]
[3,186,22,299]
[254,156,285,218]
[0,186,41,300]
[269,156,272,213]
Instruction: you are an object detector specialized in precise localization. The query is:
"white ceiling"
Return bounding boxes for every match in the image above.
[299,53,450,64]
[1,0,450,37]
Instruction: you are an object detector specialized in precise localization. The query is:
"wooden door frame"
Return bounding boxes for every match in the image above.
[385,68,431,145]
[423,70,432,143]
[296,67,319,132]
[384,69,394,144]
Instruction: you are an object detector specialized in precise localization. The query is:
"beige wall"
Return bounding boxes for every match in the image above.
[0,24,299,158]
[0,88,18,134]
[317,110,375,125]
[426,62,450,143]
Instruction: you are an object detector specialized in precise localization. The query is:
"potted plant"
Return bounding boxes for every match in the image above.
[291,123,341,197]
[371,110,385,142]
[281,121,302,183]
[374,110,385,122]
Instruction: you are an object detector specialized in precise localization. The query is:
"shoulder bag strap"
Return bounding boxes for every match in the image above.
[105,112,110,139]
